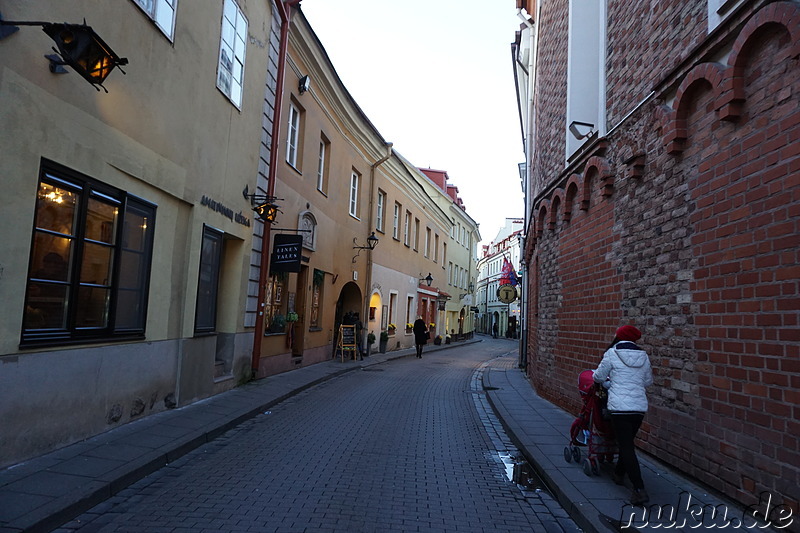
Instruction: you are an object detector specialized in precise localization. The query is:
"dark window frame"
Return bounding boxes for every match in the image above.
[21,160,156,347]
[194,225,224,335]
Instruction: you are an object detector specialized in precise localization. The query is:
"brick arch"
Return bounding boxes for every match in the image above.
[663,63,724,154]
[536,199,551,237]
[550,188,565,225]
[565,173,585,214]
[584,155,614,198]
[720,1,800,119]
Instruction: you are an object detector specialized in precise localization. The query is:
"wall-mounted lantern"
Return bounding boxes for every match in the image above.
[0,14,128,92]
[243,185,282,223]
[298,74,310,94]
[420,273,433,287]
[352,232,379,263]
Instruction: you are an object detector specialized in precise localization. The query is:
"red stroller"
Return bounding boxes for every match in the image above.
[563,370,616,476]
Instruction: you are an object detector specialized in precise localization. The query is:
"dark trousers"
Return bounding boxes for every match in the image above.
[611,413,645,489]
[415,343,423,357]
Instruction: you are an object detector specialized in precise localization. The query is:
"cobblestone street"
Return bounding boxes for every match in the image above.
[55,341,578,533]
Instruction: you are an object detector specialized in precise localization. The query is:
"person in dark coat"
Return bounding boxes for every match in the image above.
[412,316,428,358]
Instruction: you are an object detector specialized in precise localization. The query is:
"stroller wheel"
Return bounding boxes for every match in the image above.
[591,458,599,476]
[582,458,593,476]
[572,446,581,463]
[564,446,572,463]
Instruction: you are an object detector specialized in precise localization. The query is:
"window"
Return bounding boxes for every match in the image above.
[406,297,414,330]
[195,226,223,334]
[317,136,329,193]
[448,262,453,286]
[414,218,420,251]
[22,162,156,344]
[424,227,431,257]
[434,234,439,262]
[216,0,247,108]
[310,269,324,329]
[393,203,401,240]
[376,190,386,233]
[132,0,177,40]
[443,242,447,266]
[265,272,287,333]
[349,171,360,218]
[286,103,300,167]
[389,293,397,333]
[404,211,411,246]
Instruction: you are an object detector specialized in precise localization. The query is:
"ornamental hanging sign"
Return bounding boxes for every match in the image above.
[270,234,303,273]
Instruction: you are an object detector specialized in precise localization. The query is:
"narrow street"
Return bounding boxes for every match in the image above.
[55,340,578,533]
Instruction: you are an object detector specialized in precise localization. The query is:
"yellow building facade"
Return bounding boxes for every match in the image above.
[0,1,276,467]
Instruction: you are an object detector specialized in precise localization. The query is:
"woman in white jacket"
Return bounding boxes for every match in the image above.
[593,325,653,506]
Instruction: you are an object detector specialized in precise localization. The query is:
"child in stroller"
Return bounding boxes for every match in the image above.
[564,369,616,476]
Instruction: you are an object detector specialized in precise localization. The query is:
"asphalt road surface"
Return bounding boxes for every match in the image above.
[56,339,579,533]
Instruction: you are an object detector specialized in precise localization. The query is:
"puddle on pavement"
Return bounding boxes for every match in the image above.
[492,451,546,493]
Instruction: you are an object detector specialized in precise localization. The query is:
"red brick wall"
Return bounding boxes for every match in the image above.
[525,0,799,515]
[529,0,568,199]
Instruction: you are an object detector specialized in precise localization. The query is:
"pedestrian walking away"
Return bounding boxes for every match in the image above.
[593,325,653,506]
[412,315,428,358]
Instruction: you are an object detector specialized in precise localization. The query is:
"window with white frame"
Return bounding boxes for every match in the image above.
[349,171,360,218]
[216,0,247,108]
[286,103,300,167]
[317,136,329,193]
[393,202,401,239]
[424,227,431,257]
[404,211,411,246]
[376,190,386,233]
[434,234,439,262]
[132,0,177,40]
[413,218,420,251]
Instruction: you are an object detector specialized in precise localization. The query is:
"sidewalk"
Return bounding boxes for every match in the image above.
[1,337,757,533]
[483,353,772,533]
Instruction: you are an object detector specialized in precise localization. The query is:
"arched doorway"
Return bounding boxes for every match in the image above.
[368,290,382,350]
[334,282,363,357]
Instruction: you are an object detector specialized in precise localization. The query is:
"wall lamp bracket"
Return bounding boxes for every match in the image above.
[419,273,433,287]
[351,232,378,263]
[0,14,128,92]
[243,185,282,223]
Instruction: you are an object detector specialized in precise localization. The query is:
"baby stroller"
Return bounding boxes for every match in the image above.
[563,370,616,476]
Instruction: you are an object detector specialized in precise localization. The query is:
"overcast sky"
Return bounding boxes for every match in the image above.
[301,0,525,248]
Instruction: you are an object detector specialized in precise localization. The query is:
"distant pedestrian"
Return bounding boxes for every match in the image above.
[412,316,428,358]
[492,322,498,339]
[593,325,653,506]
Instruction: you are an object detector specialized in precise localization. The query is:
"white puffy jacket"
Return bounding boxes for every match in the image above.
[593,341,653,413]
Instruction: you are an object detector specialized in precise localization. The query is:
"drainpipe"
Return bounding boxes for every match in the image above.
[361,142,393,352]
[517,6,535,373]
[252,0,302,375]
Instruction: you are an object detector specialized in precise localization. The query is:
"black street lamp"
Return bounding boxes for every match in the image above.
[0,14,128,91]
[420,273,433,287]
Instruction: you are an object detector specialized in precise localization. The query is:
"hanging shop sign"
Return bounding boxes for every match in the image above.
[270,234,303,272]
[497,284,518,304]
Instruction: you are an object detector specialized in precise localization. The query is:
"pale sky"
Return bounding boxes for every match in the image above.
[301,0,525,249]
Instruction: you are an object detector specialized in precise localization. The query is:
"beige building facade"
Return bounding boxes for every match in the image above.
[0,1,276,467]
[0,1,482,470]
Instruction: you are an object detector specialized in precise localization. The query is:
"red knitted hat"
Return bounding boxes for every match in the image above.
[616,325,642,342]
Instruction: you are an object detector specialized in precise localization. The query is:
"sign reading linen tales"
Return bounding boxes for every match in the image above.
[271,234,303,272]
